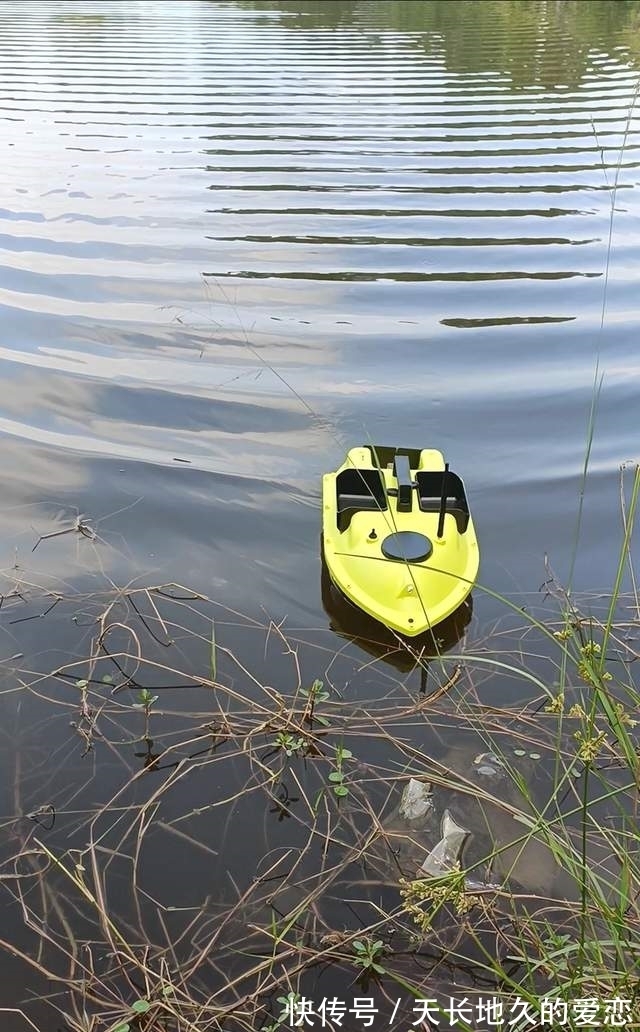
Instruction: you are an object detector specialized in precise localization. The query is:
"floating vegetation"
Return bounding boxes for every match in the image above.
[0,468,638,1030]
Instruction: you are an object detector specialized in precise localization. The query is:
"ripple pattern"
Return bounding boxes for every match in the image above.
[0,0,639,596]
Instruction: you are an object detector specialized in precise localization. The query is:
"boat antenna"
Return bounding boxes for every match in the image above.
[437,462,449,539]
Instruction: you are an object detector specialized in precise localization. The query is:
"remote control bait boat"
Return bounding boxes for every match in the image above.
[322,446,479,636]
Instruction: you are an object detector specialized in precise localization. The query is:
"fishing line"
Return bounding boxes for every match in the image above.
[176,276,460,674]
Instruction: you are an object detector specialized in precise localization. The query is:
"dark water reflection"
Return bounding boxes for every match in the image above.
[0,0,639,1023]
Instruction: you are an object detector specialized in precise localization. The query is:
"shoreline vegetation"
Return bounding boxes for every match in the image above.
[0,467,638,1032]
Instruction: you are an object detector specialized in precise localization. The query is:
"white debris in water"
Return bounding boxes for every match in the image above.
[417,809,469,877]
[398,778,433,821]
[473,751,506,777]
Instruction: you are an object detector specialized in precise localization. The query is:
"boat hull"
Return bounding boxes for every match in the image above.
[322,446,479,637]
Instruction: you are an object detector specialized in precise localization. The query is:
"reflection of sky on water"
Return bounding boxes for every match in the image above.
[0,0,638,614]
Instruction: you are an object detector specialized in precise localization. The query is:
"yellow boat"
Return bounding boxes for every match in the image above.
[322,445,479,636]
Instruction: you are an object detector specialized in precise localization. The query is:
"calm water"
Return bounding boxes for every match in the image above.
[1,0,640,1024]
[1,0,639,622]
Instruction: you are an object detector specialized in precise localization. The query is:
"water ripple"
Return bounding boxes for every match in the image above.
[0,0,638,607]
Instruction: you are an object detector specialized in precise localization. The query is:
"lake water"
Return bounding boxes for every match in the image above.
[1,0,639,628]
[0,1,639,1026]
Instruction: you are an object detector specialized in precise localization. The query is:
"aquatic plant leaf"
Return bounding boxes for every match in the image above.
[131,999,151,1014]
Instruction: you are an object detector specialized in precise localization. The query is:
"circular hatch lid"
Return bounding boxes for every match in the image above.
[381,531,433,563]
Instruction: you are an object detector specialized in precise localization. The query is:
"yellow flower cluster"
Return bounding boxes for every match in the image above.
[398,869,484,931]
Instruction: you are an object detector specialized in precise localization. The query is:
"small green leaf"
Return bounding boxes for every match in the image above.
[339,748,353,759]
[315,715,331,726]
[372,962,386,974]
[333,785,349,797]
[373,940,384,950]
[131,999,151,1014]
[76,679,88,689]
[113,1025,130,1032]
[328,771,344,783]
[353,940,365,951]
[101,674,113,684]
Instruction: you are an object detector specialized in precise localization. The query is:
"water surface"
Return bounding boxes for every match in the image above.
[1,1,640,1024]
[1,0,639,625]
